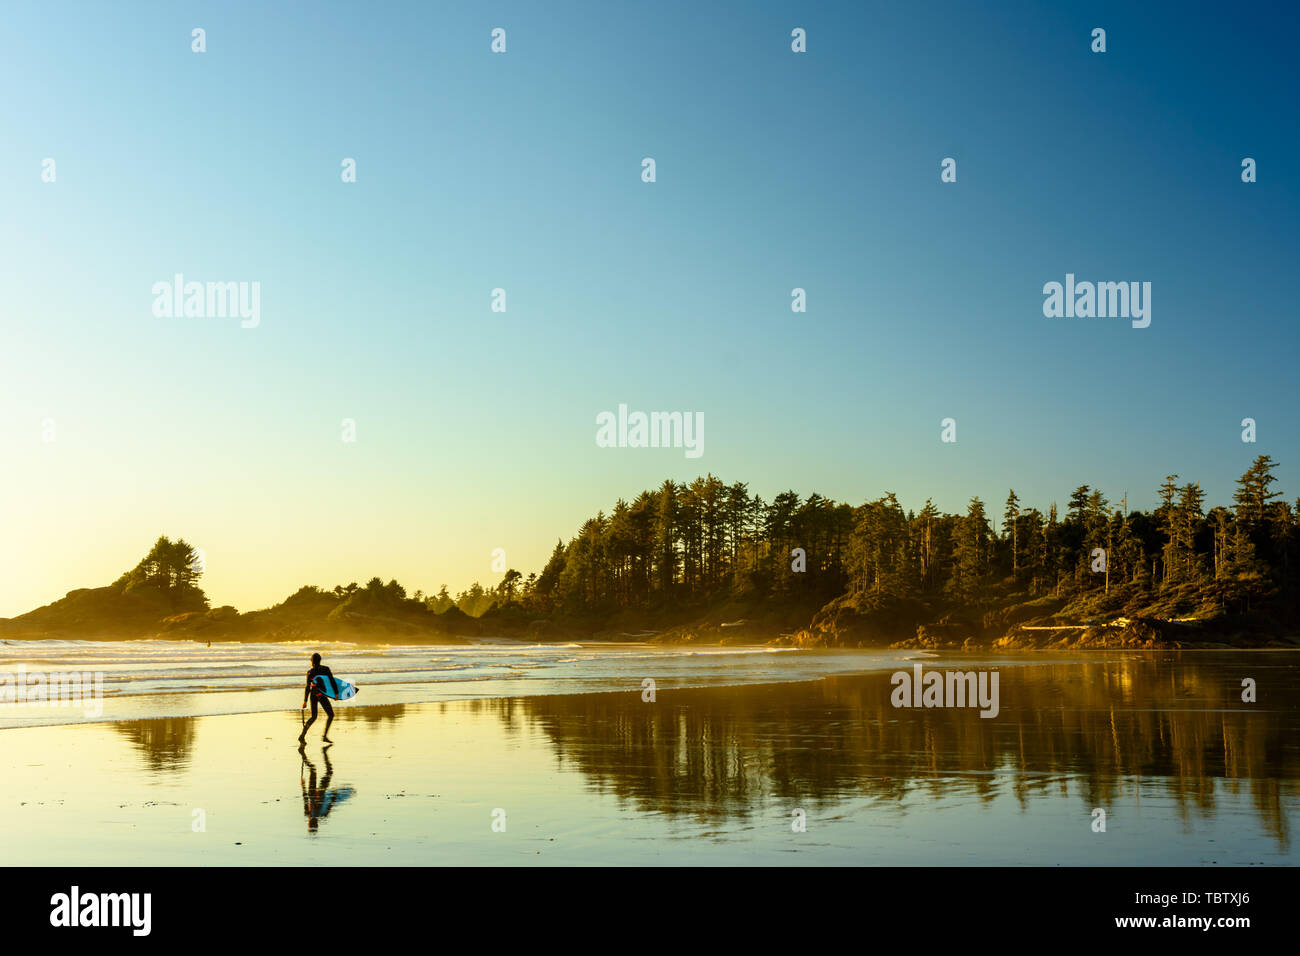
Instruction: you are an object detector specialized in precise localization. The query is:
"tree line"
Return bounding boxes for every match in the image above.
[446,455,1295,622]
[85,457,1296,633]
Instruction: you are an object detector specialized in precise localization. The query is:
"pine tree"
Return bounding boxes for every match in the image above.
[1003,490,1021,574]
[1234,455,1281,530]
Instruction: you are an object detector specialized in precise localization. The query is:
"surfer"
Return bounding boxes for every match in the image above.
[299,652,335,743]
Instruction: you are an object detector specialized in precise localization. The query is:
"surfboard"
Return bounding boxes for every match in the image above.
[313,674,358,700]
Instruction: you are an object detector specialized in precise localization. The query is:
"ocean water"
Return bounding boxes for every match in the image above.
[0,638,915,728]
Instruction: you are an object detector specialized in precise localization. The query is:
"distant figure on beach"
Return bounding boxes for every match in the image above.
[299,652,335,743]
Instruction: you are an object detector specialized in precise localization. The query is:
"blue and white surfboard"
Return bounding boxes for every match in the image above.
[314,674,358,700]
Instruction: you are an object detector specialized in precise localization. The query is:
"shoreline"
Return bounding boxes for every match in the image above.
[4,644,1298,735]
[6,658,1299,866]
[9,592,1299,652]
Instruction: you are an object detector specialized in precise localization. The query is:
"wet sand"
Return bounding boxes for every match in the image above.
[6,656,1300,866]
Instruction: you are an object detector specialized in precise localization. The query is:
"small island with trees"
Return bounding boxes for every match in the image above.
[3,455,1296,650]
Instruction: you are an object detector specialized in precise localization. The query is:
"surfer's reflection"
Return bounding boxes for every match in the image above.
[299,744,355,833]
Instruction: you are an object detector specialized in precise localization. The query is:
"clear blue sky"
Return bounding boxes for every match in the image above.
[1,0,1297,616]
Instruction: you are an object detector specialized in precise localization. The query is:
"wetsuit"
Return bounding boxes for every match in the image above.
[303,664,335,722]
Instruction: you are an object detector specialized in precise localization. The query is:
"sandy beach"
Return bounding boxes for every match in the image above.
[6,653,1299,866]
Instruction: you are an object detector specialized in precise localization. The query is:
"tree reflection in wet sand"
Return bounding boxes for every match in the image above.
[475,654,1299,848]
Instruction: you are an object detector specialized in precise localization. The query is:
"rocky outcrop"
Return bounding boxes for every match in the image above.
[995,616,1209,649]
[779,595,928,647]
[890,623,976,650]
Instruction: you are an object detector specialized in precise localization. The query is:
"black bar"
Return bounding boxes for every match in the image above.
[4,866,1283,941]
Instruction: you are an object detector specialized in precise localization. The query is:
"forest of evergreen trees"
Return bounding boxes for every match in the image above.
[7,457,1293,645]
[438,455,1297,632]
